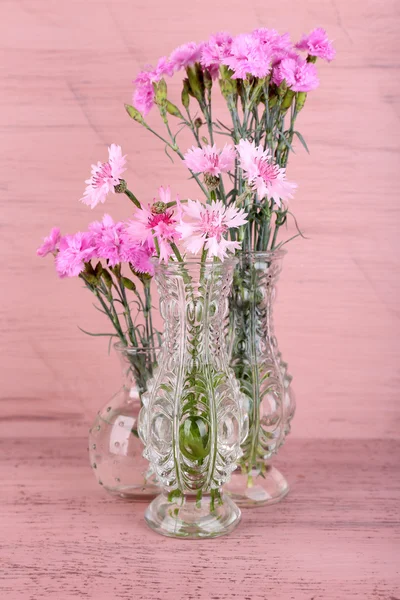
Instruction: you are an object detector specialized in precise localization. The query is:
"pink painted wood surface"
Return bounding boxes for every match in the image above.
[1,0,400,597]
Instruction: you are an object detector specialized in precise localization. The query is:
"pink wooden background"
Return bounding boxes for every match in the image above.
[1,1,399,598]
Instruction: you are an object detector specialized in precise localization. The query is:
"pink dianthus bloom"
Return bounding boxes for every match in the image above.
[89,214,126,267]
[236,139,297,206]
[55,232,95,278]
[296,27,336,62]
[169,42,204,71]
[80,144,126,209]
[183,144,236,176]
[176,199,247,260]
[89,214,155,274]
[223,33,272,79]
[201,32,233,76]
[272,57,319,92]
[125,186,181,263]
[37,227,61,257]
[132,56,174,116]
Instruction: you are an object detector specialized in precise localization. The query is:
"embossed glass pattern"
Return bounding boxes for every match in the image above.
[138,258,247,538]
[224,251,296,506]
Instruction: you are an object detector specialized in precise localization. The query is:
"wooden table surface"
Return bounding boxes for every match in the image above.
[1,0,400,598]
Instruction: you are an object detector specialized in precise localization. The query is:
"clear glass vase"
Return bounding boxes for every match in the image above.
[138,258,247,539]
[88,344,160,500]
[224,250,296,507]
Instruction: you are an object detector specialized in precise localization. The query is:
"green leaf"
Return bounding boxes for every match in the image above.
[293,130,310,154]
[125,104,144,124]
[121,277,136,291]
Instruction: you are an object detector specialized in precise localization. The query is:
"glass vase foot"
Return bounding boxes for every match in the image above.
[224,465,289,507]
[144,492,241,539]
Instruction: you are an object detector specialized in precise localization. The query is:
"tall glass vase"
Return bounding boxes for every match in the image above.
[224,250,295,506]
[89,344,159,500]
[138,258,247,539]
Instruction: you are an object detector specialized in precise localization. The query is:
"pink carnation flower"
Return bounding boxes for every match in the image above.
[37,227,61,257]
[121,240,155,275]
[222,33,272,79]
[125,186,181,263]
[133,57,174,116]
[296,28,336,62]
[169,42,204,71]
[252,28,292,54]
[201,32,233,76]
[89,214,126,267]
[272,57,319,92]
[55,232,95,278]
[176,199,247,260]
[236,139,297,206]
[183,144,236,176]
[89,214,155,273]
[80,144,126,209]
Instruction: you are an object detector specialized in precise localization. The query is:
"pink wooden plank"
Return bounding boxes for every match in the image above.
[0,437,399,599]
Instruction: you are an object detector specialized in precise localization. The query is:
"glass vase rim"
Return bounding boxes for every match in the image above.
[114,342,161,355]
[150,256,238,269]
[237,249,287,259]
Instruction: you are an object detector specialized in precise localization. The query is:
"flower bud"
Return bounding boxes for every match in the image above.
[296,92,307,112]
[204,173,220,191]
[125,104,144,124]
[194,117,203,130]
[114,179,127,193]
[154,79,168,105]
[181,80,191,108]
[281,89,295,111]
[166,101,184,120]
[203,69,213,90]
[186,65,205,103]
[151,201,167,214]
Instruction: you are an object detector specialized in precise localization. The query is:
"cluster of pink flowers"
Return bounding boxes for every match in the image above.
[132,27,335,115]
[37,215,154,279]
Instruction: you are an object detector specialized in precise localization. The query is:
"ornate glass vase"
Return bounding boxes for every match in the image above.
[224,250,296,506]
[88,344,159,500]
[138,258,247,539]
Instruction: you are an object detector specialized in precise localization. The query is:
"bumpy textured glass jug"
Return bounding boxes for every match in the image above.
[89,344,159,500]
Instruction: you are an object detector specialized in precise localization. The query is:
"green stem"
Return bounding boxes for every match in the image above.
[124,189,141,209]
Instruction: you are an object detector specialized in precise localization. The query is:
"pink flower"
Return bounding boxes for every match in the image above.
[55,232,95,278]
[183,144,236,176]
[80,144,127,209]
[89,214,126,267]
[272,57,319,92]
[176,199,247,260]
[252,28,292,54]
[121,241,155,275]
[236,139,297,206]
[201,32,233,75]
[89,214,155,273]
[125,186,181,263]
[222,33,272,79]
[37,227,61,257]
[169,42,204,71]
[296,28,336,62]
[132,57,174,116]
[133,82,155,116]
